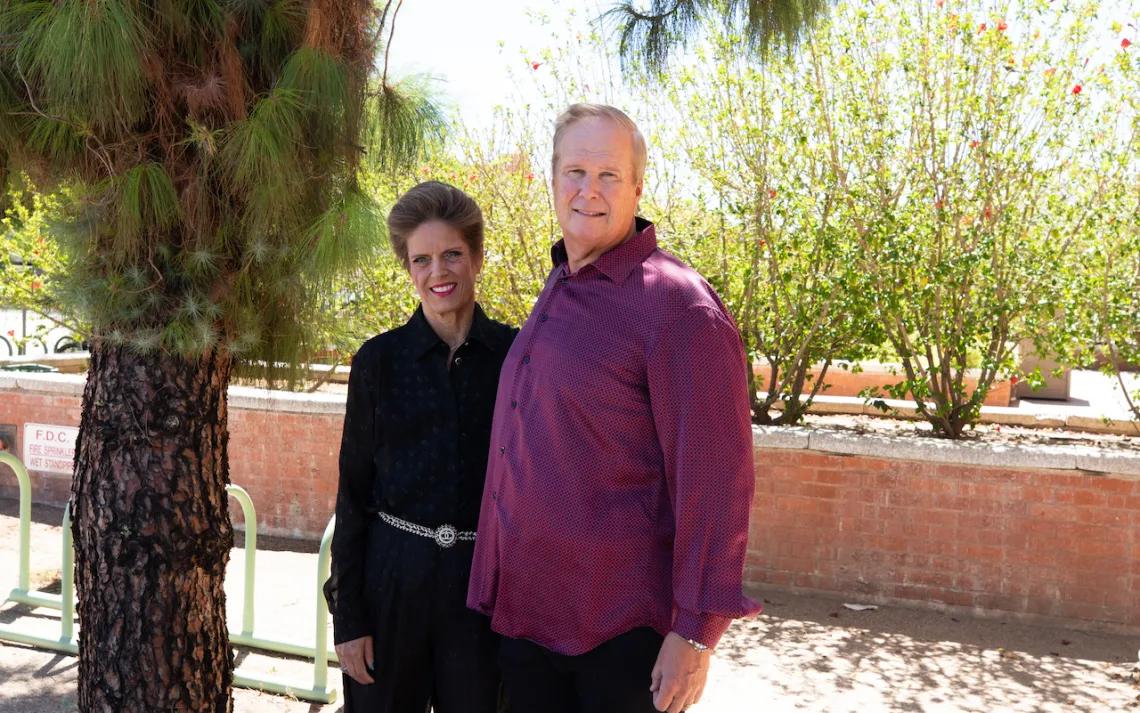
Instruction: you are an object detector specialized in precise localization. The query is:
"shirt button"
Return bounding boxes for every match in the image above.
[540,314,548,322]
[491,491,498,500]
[522,356,530,364]
[561,278,568,284]
[499,446,505,454]
[511,401,517,409]
[454,357,462,365]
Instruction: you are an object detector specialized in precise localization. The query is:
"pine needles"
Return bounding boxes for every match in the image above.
[606,0,834,77]
[1,0,447,380]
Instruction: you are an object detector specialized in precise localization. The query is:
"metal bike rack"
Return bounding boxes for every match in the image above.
[0,452,338,704]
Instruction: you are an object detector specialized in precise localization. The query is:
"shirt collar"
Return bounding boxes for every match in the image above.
[406,303,510,360]
[550,217,657,282]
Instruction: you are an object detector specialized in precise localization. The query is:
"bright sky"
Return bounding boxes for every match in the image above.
[389,0,595,130]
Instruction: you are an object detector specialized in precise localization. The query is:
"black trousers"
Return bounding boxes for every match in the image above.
[343,523,503,713]
[498,627,664,713]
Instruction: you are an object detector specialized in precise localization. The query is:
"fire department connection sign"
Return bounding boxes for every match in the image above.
[23,423,78,474]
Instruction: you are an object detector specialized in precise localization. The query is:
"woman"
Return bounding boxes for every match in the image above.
[324,181,516,712]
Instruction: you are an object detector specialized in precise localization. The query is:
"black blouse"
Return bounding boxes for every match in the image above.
[325,304,517,643]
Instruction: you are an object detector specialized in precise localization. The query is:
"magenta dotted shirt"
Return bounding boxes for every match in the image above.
[467,218,762,655]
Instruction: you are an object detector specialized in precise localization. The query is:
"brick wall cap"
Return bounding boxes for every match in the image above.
[754,424,1140,476]
[12,372,86,395]
[4,372,348,415]
[228,385,346,415]
[752,425,812,450]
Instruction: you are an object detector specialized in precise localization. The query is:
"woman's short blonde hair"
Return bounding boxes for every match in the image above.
[552,104,647,184]
[386,181,484,269]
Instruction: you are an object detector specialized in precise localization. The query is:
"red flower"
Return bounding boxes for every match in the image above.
[1011,375,1019,385]
[767,189,777,199]
[997,20,1008,31]
[936,0,943,5]
[31,281,42,291]
[1044,67,1057,76]
[420,167,429,174]
[934,200,944,209]
[469,174,478,182]
[984,207,992,219]
[524,173,535,181]
[969,140,980,148]
[977,23,986,33]
[1123,38,1132,49]
[1071,84,1082,94]
[531,61,541,70]
[5,330,13,337]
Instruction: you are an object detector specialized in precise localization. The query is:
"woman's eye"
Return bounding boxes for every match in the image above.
[446,251,462,259]
[412,257,429,265]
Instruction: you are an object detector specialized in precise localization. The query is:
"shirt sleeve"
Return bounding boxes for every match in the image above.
[647,305,761,649]
[323,347,378,644]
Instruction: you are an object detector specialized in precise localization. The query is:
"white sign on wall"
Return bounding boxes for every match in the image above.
[23,423,79,474]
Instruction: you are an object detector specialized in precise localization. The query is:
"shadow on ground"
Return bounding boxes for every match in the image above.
[708,591,1138,712]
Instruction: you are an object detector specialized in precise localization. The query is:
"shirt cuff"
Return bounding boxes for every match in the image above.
[333,607,372,645]
[672,608,734,650]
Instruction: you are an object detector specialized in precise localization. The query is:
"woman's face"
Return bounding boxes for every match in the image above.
[406,220,482,320]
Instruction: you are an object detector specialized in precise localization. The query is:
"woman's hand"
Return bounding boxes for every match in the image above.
[335,635,375,685]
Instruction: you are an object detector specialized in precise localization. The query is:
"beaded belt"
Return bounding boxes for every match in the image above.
[378,511,476,548]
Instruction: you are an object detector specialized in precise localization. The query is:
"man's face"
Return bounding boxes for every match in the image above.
[552,117,643,259]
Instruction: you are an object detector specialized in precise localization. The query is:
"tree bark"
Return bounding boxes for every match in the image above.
[71,344,235,712]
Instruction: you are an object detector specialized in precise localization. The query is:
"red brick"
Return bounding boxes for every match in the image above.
[1077,507,1129,527]
[960,544,1003,562]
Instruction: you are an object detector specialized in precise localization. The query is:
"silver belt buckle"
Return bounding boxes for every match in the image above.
[434,524,458,548]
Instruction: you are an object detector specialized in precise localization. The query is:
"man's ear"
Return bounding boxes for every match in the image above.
[634,178,644,204]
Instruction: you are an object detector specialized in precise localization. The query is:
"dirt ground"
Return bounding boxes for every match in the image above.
[1,498,1138,712]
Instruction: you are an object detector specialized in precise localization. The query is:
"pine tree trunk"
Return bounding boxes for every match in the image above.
[71,344,235,712]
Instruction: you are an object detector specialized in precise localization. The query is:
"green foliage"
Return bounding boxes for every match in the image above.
[0,174,87,341]
[758,0,1119,437]
[14,0,147,132]
[659,32,881,424]
[1064,40,1140,423]
[0,0,443,386]
[606,0,833,76]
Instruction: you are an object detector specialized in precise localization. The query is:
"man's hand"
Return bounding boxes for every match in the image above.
[650,632,711,712]
[335,635,375,685]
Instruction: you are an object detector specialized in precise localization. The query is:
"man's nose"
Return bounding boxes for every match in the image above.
[580,174,602,199]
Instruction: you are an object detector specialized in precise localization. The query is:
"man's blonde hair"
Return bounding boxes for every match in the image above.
[552,103,647,184]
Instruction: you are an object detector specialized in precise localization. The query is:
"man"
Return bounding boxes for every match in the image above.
[468,104,761,713]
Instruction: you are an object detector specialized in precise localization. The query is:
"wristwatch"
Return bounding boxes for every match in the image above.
[682,636,709,652]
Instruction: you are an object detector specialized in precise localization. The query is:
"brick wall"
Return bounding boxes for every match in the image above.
[747,447,1138,628]
[0,376,343,538]
[2,374,1138,631]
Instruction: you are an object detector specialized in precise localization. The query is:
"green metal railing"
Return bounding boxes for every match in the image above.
[0,452,338,704]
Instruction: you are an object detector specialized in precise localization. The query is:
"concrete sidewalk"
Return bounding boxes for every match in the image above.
[1,499,1137,712]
